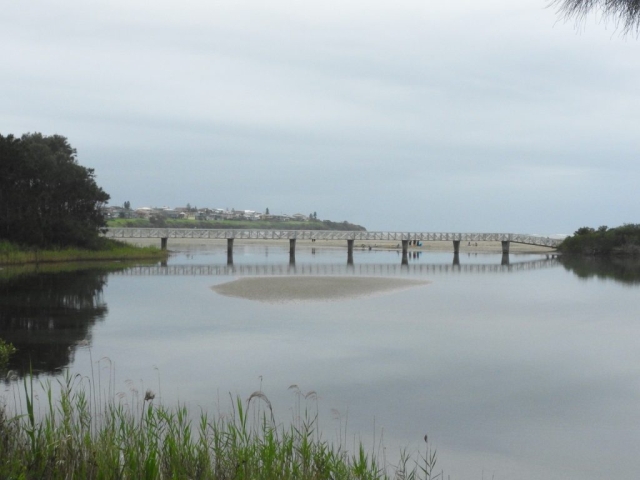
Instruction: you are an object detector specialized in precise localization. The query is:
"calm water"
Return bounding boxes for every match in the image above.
[1,244,639,480]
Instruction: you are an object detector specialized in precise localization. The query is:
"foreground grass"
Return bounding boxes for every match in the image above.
[0,239,167,266]
[0,374,439,480]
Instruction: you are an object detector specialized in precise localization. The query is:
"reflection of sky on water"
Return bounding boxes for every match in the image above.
[3,246,639,480]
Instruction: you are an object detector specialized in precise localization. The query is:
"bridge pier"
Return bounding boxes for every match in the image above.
[161,237,168,250]
[227,238,234,265]
[501,252,510,266]
[347,239,354,264]
[401,240,409,266]
[453,240,460,254]
[501,241,510,254]
[289,239,296,264]
[347,239,354,256]
[452,253,460,267]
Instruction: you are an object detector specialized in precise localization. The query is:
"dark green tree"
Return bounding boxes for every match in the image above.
[0,133,110,248]
[124,200,131,210]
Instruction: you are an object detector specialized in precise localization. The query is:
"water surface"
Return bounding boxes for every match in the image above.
[1,245,639,480]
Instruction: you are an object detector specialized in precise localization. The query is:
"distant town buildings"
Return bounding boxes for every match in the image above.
[102,205,311,222]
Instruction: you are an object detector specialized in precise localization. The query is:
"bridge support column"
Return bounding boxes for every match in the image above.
[452,253,460,267]
[501,241,510,254]
[401,240,409,266]
[453,240,460,254]
[161,237,168,250]
[347,239,354,264]
[289,239,296,264]
[227,238,234,265]
[501,252,510,266]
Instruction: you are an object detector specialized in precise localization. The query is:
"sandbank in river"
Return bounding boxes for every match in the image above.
[212,276,429,303]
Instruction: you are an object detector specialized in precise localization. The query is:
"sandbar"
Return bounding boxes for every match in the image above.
[211,276,429,304]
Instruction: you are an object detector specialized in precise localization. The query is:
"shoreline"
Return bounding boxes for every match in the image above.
[0,239,168,267]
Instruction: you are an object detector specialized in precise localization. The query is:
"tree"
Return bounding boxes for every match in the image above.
[265,207,270,215]
[124,200,131,210]
[0,133,110,248]
[551,0,640,34]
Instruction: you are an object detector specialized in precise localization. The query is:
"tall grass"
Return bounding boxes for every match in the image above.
[0,371,441,479]
[0,239,167,266]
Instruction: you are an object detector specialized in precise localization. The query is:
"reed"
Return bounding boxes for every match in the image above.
[0,371,441,480]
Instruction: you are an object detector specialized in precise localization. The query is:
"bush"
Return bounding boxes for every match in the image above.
[558,224,640,256]
[0,339,16,370]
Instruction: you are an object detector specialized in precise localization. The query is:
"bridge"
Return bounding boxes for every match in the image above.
[104,228,562,258]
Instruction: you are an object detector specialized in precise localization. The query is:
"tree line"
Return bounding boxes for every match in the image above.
[0,133,109,249]
[558,224,640,256]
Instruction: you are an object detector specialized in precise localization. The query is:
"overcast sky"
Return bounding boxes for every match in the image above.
[2,1,638,233]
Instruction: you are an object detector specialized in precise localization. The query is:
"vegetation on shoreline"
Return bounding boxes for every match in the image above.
[1,133,109,249]
[558,224,640,256]
[0,375,439,480]
[0,339,16,371]
[107,217,367,232]
[0,238,167,266]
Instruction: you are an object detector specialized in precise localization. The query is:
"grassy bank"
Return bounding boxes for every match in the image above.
[0,239,168,266]
[0,375,439,480]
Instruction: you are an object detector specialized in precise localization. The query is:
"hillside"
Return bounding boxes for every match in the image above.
[107,218,367,232]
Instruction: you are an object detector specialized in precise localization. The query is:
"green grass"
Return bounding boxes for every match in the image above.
[0,239,168,266]
[0,339,16,370]
[0,372,441,480]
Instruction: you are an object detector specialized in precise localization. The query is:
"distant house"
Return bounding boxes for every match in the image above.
[292,213,308,221]
[109,206,136,219]
[135,207,153,218]
[162,209,182,219]
[266,214,289,222]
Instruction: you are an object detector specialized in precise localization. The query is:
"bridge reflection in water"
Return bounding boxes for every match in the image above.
[117,257,560,277]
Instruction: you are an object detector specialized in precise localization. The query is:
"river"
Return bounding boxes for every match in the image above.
[1,243,639,480]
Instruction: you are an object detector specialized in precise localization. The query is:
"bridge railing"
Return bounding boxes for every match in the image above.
[103,228,562,247]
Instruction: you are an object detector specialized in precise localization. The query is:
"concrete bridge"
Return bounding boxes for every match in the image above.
[104,228,561,262]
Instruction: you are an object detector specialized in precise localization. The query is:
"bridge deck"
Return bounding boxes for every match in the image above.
[104,229,561,248]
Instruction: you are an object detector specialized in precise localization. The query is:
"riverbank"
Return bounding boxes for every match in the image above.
[0,239,168,266]
[120,237,556,254]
